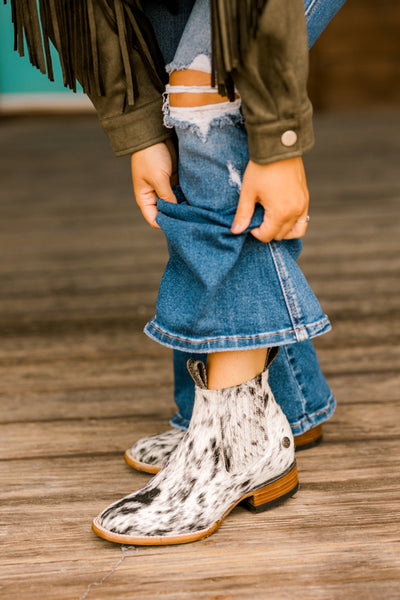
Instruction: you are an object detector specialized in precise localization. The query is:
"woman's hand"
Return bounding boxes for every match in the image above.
[231,156,310,242]
[130,139,178,229]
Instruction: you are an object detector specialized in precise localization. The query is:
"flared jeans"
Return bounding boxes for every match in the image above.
[141,0,347,434]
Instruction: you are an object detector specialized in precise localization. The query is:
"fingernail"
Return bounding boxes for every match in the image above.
[231,222,243,234]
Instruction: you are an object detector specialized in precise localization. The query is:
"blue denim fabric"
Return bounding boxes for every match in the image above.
[144,0,331,352]
[142,1,196,64]
[142,0,346,433]
[305,0,348,47]
[146,194,330,351]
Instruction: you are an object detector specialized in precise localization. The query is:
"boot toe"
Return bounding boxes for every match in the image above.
[126,428,186,471]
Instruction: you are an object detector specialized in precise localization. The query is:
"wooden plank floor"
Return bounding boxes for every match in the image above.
[0,113,399,599]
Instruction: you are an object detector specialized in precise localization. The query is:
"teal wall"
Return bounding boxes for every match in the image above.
[0,3,81,95]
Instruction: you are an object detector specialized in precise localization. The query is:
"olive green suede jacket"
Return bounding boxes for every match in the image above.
[8,0,314,164]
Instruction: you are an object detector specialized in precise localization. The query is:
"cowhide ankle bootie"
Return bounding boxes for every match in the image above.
[124,421,322,475]
[92,348,298,546]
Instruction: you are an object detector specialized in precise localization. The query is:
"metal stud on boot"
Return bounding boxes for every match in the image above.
[92,348,298,546]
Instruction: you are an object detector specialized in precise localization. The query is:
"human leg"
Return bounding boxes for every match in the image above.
[207,349,268,389]
[126,0,341,473]
[93,0,335,545]
[94,349,298,544]
[165,0,346,424]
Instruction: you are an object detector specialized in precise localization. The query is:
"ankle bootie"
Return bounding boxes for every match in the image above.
[92,348,298,546]
[125,422,322,475]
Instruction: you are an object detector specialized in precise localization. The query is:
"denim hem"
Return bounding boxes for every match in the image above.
[169,392,336,434]
[169,412,191,430]
[289,393,337,436]
[144,316,332,353]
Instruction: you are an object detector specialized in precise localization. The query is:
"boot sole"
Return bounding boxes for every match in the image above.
[124,424,323,474]
[124,451,162,474]
[92,462,299,546]
[294,424,323,451]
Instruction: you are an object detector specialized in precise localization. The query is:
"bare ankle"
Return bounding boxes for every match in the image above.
[206,349,268,390]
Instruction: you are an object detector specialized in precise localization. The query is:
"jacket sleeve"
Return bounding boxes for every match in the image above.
[86,2,172,156]
[232,0,314,165]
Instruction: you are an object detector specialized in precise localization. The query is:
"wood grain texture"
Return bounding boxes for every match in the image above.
[0,113,399,599]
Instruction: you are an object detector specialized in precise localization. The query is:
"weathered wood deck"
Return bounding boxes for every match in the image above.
[0,113,399,599]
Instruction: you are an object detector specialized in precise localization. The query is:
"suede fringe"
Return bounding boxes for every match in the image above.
[4,0,166,104]
[210,0,269,100]
[5,0,267,104]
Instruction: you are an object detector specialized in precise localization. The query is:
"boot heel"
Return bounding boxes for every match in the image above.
[294,424,323,451]
[242,463,299,513]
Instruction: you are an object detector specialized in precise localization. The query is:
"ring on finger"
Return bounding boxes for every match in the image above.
[296,215,310,224]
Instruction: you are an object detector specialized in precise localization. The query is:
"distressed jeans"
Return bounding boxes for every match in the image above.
[142,0,347,434]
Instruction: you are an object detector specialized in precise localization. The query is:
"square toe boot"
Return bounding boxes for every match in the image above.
[93,348,299,545]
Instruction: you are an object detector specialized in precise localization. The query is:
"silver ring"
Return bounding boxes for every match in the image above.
[296,216,310,224]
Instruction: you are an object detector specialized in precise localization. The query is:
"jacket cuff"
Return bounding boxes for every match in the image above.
[99,98,173,157]
[246,103,314,165]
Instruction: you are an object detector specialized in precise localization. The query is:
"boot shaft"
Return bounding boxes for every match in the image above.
[186,348,295,475]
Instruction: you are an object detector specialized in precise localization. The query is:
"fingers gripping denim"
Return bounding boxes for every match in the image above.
[144,0,331,353]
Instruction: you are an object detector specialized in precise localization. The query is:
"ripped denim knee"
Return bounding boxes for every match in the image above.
[158,0,248,213]
[160,51,250,213]
[163,54,244,142]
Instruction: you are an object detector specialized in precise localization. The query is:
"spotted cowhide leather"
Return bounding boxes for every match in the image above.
[127,427,185,469]
[95,351,295,542]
